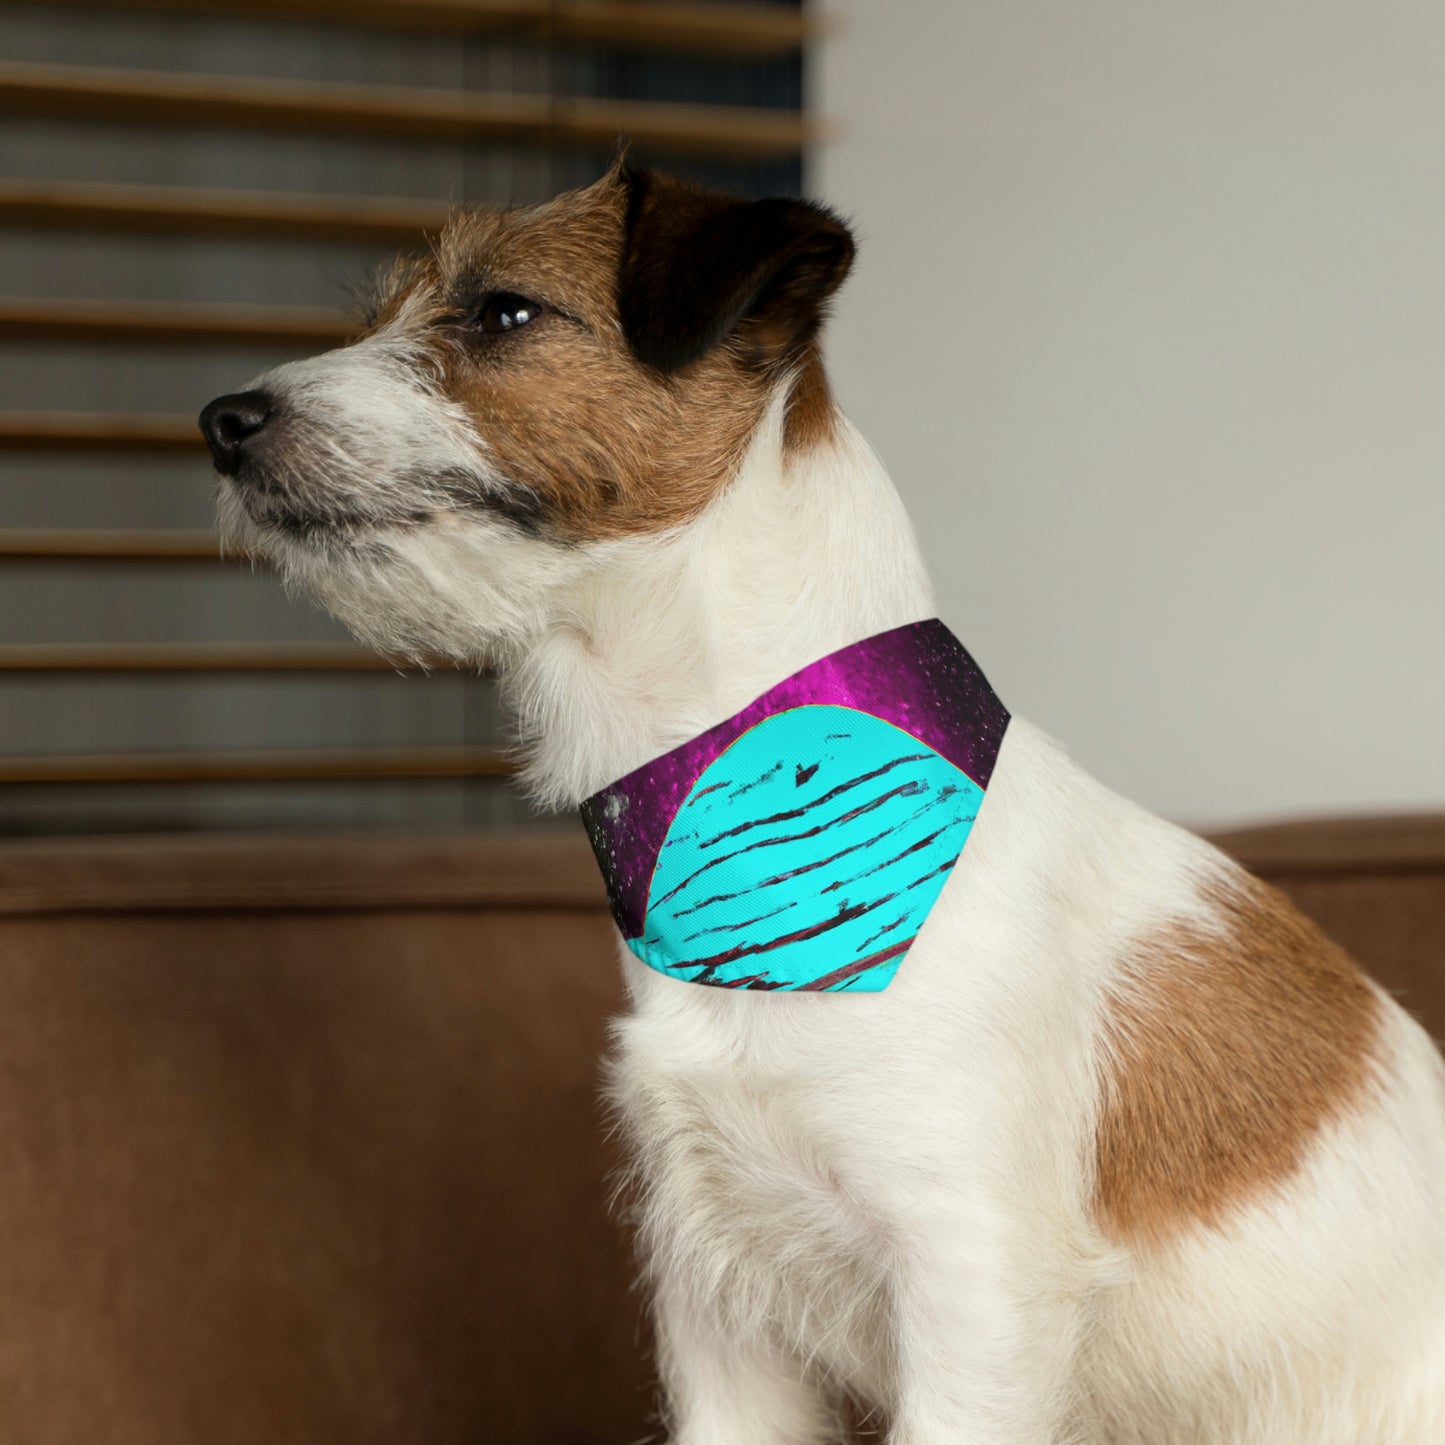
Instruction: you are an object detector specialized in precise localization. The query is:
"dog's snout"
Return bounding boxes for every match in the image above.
[199,390,273,475]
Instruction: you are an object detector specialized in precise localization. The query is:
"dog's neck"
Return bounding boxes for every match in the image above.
[504,390,938,810]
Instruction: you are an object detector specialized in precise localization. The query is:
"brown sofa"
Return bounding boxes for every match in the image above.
[0,818,1440,1443]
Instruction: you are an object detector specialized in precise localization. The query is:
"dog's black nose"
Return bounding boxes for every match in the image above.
[199,390,273,475]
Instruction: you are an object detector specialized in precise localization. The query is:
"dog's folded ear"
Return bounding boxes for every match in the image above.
[618,166,855,376]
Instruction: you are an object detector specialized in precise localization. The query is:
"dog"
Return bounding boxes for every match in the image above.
[200,163,1445,1443]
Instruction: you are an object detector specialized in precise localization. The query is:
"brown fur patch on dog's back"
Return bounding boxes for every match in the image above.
[1094,874,1382,1247]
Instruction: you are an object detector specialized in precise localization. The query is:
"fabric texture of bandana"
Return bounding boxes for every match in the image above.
[580,619,1009,993]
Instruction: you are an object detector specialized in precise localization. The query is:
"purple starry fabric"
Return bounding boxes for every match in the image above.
[581,619,1009,963]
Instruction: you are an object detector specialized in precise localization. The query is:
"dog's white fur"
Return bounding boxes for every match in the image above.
[215,209,1445,1444]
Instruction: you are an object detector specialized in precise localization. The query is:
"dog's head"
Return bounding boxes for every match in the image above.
[199,166,854,662]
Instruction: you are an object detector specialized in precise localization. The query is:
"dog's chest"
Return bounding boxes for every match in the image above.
[611,1003,892,1388]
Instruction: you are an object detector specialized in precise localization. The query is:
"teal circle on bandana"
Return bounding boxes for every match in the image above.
[630,704,984,992]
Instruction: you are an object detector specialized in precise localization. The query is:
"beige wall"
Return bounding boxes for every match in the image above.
[813,1,1445,827]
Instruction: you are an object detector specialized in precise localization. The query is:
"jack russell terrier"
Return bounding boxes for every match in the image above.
[200,164,1445,1444]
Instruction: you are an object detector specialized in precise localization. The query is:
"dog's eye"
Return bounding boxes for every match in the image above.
[474,292,542,335]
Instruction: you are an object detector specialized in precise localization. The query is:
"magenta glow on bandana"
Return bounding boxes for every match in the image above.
[580,619,1009,992]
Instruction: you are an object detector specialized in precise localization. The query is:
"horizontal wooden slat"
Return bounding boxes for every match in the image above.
[0,297,353,348]
[0,643,420,673]
[0,831,605,916]
[0,746,512,784]
[0,61,816,161]
[0,530,227,561]
[0,180,449,245]
[23,0,815,59]
[0,412,201,452]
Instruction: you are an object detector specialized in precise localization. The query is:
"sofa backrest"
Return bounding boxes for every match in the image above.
[0,832,645,1445]
[0,820,1439,1443]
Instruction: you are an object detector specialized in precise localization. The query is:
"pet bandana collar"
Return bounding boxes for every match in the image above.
[580,619,1009,993]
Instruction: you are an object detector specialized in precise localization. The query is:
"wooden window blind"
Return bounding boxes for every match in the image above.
[0,0,815,835]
